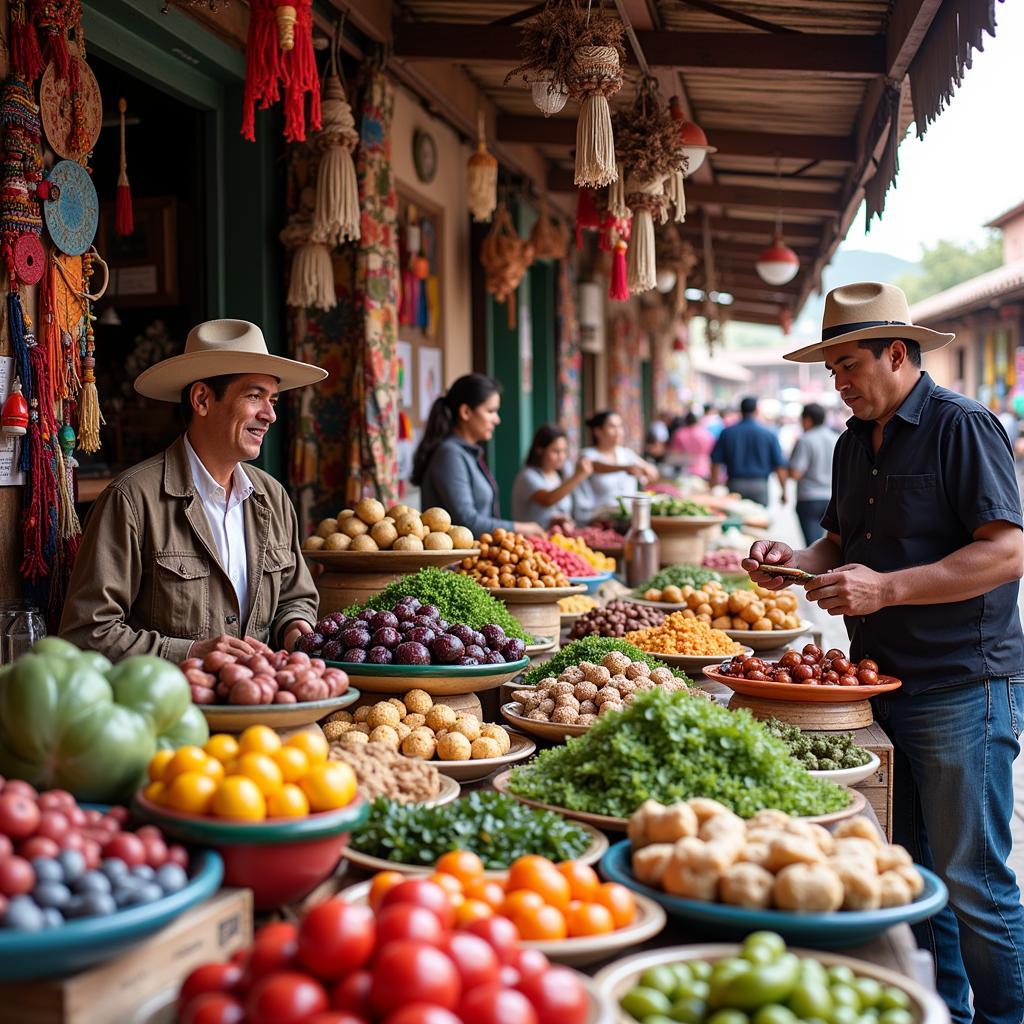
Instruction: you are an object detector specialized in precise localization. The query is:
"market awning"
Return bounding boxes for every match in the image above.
[689,352,752,383]
[911,260,1024,325]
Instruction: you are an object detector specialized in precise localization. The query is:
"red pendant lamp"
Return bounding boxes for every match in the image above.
[668,96,715,176]
[756,156,799,286]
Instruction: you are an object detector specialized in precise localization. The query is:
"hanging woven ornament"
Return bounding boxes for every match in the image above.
[609,235,629,301]
[241,0,283,141]
[612,78,686,294]
[279,0,321,144]
[286,240,335,311]
[466,112,498,223]
[30,0,82,87]
[480,204,535,328]
[530,70,568,117]
[529,201,569,261]
[76,249,108,453]
[115,98,134,236]
[311,27,359,247]
[9,0,45,82]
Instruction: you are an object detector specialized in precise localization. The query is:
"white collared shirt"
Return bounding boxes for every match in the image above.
[183,434,255,627]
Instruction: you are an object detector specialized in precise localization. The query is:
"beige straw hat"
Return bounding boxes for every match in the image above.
[783,281,955,363]
[134,319,328,402]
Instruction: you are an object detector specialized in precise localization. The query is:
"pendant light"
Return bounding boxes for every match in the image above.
[756,155,799,286]
[668,96,715,177]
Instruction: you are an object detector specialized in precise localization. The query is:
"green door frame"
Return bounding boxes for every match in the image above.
[82,0,285,480]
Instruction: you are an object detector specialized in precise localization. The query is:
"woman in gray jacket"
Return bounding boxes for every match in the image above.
[411,374,542,537]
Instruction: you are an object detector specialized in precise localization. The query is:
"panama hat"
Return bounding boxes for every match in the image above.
[134,319,328,402]
[783,281,955,363]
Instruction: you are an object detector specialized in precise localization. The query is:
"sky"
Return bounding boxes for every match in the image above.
[839,0,1024,261]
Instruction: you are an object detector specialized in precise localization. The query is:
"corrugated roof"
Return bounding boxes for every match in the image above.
[911,261,1024,324]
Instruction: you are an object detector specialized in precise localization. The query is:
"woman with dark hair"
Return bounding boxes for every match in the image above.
[574,411,658,521]
[411,373,542,536]
[511,424,593,530]
[668,411,715,480]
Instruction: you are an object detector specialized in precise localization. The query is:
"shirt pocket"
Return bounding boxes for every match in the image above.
[878,473,937,536]
[150,553,210,640]
[254,544,296,632]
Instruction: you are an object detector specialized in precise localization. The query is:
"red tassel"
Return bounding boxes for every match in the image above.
[115,98,134,236]
[609,239,629,301]
[241,0,281,142]
[10,1,45,81]
[281,0,321,143]
[575,189,601,250]
[31,0,78,87]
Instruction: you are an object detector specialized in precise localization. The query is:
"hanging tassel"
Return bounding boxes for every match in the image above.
[32,0,79,87]
[665,169,686,223]
[609,237,629,301]
[312,71,360,245]
[466,111,498,224]
[10,0,45,81]
[280,0,321,143]
[241,0,282,141]
[287,242,335,311]
[574,188,600,249]
[608,164,628,219]
[575,90,616,188]
[20,398,50,580]
[627,206,656,294]
[115,98,134,236]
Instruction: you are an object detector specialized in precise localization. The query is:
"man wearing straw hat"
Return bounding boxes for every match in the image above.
[742,282,1024,1023]
[61,319,327,664]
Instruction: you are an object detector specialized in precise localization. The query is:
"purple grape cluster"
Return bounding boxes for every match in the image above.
[298,598,527,667]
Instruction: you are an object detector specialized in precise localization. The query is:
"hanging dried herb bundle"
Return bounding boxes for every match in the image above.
[504,0,625,96]
[613,79,686,186]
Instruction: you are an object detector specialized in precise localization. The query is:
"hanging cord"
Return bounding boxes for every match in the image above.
[774,152,784,240]
[52,246,108,301]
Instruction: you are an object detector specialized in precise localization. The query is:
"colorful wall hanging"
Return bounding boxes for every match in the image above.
[39,57,101,159]
[42,159,99,257]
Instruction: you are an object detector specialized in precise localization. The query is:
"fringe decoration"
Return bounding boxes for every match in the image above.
[571,44,622,188]
[312,72,360,246]
[115,97,134,236]
[665,169,686,223]
[467,112,498,224]
[574,187,600,249]
[32,0,81,87]
[10,1,45,81]
[627,206,656,294]
[281,0,321,143]
[287,243,336,311]
[609,237,629,301]
[608,163,628,218]
[241,0,282,141]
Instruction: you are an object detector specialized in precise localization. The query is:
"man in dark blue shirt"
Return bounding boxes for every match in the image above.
[710,396,786,505]
[743,282,1024,1024]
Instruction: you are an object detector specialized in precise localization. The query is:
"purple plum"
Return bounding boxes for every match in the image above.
[394,641,431,666]
[367,646,394,664]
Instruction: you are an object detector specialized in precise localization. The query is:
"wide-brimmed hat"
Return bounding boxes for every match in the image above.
[783,281,955,363]
[134,319,328,402]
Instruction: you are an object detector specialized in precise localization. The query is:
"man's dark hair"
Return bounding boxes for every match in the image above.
[802,403,826,427]
[740,396,758,417]
[857,338,922,368]
[179,374,243,425]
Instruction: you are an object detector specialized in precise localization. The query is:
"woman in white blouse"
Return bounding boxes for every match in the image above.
[574,411,658,522]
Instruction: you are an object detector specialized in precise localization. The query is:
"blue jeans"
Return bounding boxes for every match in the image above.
[874,679,1024,1024]
[795,498,829,546]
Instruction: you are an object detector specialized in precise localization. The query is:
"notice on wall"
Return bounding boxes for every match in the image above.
[0,356,25,487]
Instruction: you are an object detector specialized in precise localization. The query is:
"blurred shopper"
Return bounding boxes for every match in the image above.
[700,404,724,439]
[787,402,838,545]
[710,396,787,505]
[644,410,673,465]
[574,410,658,521]
[512,425,592,530]
[668,411,715,481]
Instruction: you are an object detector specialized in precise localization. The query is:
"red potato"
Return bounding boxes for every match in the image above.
[292,679,328,703]
[202,650,234,673]
[185,669,217,689]
[216,679,232,701]
[276,670,297,690]
[273,691,297,704]
[288,651,311,668]
[181,658,204,672]
[229,679,263,705]
[245,655,272,675]
[219,663,255,686]
[254,676,277,704]
[309,658,327,673]
[191,684,216,705]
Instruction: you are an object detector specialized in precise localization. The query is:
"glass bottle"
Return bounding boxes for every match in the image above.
[0,601,46,664]
[623,494,660,587]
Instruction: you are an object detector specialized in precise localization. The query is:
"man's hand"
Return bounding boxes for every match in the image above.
[188,634,258,661]
[741,539,796,590]
[282,620,314,652]
[804,564,891,617]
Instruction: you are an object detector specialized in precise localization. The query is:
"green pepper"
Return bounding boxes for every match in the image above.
[0,638,207,802]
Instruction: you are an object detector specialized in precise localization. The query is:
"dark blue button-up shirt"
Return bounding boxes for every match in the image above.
[821,372,1024,695]
[711,418,785,480]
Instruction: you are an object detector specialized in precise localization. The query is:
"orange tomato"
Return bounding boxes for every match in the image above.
[148,749,175,783]
[566,900,615,937]
[204,734,239,764]
[272,745,310,783]
[300,762,356,812]
[163,745,210,782]
[557,860,601,902]
[455,898,494,927]
[506,856,571,911]
[198,757,225,782]
[429,872,465,901]
[595,882,636,928]
[266,783,311,818]
[163,771,218,815]
[237,725,282,756]
[143,780,166,805]
[369,870,406,912]
[211,775,267,821]
[286,730,328,764]
[501,889,545,919]
[512,904,567,941]
[235,752,284,797]
[464,878,506,912]
[435,850,485,887]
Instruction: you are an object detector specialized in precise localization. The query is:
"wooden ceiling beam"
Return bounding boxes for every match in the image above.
[678,216,823,244]
[495,116,855,162]
[886,0,944,80]
[391,23,884,77]
[692,240,818,260]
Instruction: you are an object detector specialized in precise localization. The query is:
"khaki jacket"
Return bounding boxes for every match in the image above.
[60,436,319,662]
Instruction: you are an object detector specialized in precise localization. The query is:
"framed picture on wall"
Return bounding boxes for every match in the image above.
[418,346,442,420]
[96,196,179,307]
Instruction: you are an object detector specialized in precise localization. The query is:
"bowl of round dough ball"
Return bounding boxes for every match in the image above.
[301,505,478,557]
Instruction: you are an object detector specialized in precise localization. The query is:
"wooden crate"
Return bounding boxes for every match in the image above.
[817,722,893,840]
[0,888,253,1024]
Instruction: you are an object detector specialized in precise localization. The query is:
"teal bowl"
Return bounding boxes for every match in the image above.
[0,849,223,981]
[600,839,948,949]
[568,570,615,596]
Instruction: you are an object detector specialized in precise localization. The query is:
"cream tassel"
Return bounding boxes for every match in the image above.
[666,169,686,223]
[312,72,360,245]
[54,445,80,540]
[287,243,335,311]
[575,92,617,188]
[627,206,656,293]
[608,163,628,218]
[78,378,104,453]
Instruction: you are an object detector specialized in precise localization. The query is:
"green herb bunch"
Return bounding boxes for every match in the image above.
[507,687,849,819]
[522,637,691,687]
[762,718,872,771]
[347,568,529,639]
[351,791,591,869]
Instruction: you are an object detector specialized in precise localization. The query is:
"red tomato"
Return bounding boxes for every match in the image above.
[380,879,455,930]
[84,809,104,826]
[105,806,130,826]
[384,1005,462,1024]
[376,903,445,948]
[371,941,461,1016]
[0,792,40,840]
[462,916,520,965]
[136,825,164,841]
[458,985,538,1024]
[179,992,245,1024]
[2,781,37,800]
[245,971,328,1024]
[59,831,85,853]
[0,856,35,897]
[0,835,11,859]
[142,833,168,868]
[167,844,190,868]
[510,948,550,981]
[66,806,86,828]
[298,900,375,979]
[516,967,589,1024]
[306,1015,370,1024]
[179,962,244,1012]
[103,833,146,867]
[246,922,299,980]
[18,836,59,860]
[81,838,102,871]
[330,968,372,1015]
[36,811,70,843]
[441,932,500,993]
